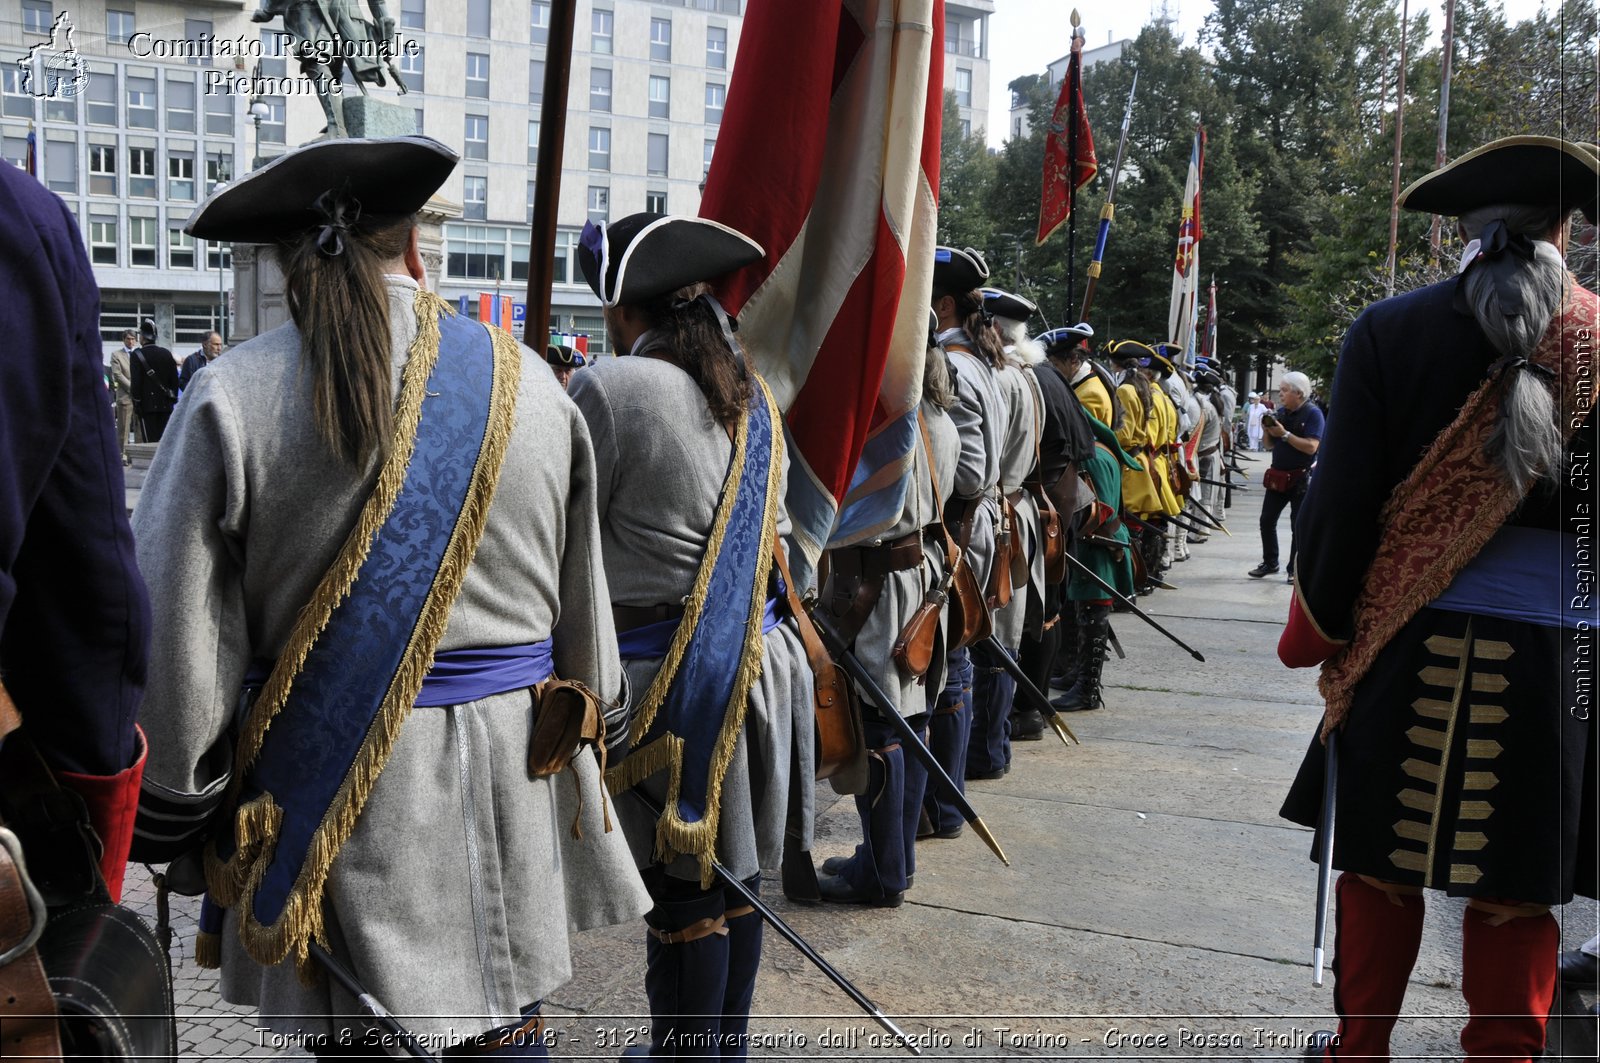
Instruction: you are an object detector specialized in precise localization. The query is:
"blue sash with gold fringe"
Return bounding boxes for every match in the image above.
[200,290,521,975]
[607,377,784,885]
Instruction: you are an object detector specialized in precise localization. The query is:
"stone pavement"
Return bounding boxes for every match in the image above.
[121,452,1596,1060]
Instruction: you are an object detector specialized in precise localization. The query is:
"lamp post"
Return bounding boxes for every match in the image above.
[212,162,231,344]
[248,95,270,167]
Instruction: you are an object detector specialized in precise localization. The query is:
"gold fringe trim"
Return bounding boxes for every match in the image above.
[193,931,222,970]
[604,378,785,887]
[1318,282,1596,737]
[205,292,522,977]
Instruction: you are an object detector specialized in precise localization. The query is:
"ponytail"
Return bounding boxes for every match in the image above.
[950,289,1008,368]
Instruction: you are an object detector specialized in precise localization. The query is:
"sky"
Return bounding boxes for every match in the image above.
[985,0,1554,147]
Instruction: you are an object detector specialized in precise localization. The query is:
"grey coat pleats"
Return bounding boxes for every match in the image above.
[944,344,1004,596]
[567,354,815,883]
[133,276,650,1039]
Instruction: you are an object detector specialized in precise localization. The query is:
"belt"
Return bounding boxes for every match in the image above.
[612,603,685,633]
[830,530,925,582]
[1003,488,1026,508]
[243,642,555,708]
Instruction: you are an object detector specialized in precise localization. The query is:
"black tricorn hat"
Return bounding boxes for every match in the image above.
[185,136,458,243]
[981,286,1038,322]
[932,246,989,297]
[579,213,764,307]
[1399,135,1600,224]
[1106,339,1156,366]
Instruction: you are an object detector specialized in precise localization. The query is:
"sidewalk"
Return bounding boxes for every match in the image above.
[122,459,1596,1059]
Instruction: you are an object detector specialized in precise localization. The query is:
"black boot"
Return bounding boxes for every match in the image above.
[1049,606,1081,693]
[1054,604,1109,712]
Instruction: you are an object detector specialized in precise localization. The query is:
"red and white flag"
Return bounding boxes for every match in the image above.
[1167,126,1205,358]
[700,0,944,583]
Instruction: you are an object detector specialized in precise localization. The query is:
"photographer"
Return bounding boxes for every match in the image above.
[1247,371,1322,581]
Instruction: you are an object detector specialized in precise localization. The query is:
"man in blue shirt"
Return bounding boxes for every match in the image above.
[1248,370,1324,580]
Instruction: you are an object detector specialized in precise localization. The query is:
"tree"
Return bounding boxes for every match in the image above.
[937,91,998,254]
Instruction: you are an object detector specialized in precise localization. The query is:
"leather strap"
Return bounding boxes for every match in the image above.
[0,835,60,1063]
[0,680,19,742]
[772,540,842,713]
[647,913,729,945]
[917,412,962,587]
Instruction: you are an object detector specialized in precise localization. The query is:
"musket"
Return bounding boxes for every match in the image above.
[1079,67,1138,324]
[1312,730,1340,986]
[1187,496,1232,536]
[625,791,922,1057]
[1196,477,1246,492]
[807,616,1011,868]
[1061,547,1205,662]
[308,942,441,1062]
[978,634,1079,746]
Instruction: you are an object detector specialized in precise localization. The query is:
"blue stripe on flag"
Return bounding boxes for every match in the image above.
[829,407,918,547]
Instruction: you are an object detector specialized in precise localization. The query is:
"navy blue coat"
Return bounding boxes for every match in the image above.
[0,163,149,776]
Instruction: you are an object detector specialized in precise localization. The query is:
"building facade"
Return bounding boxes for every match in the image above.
[1007,35,1127,143]
[4,0,990,354]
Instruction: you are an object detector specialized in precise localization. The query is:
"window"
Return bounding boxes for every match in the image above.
[707,26,727,69]
[0,134,25,170]
[650,18,672,62]
[126,74,156,128]
[511,230,531,282]
[960,118,971,137]
[23,1,51,34]
[206,151,232,188]
[705,83,725,125]
[529,60,544,104]
[206,239,230,271]
[259,97,286,144]
[89,215,117,266]
[398,45,424,92]
[184,19,213,66]
[552,229,579,284]
[166,77,196,132]
[169,227,196,269]
[204,88,233,135]
[1,69,29,118]
[129,215,157,267]
[591,9,613,54]
[86,66,116,124]
[648,75,670,119]
[647,133,668,177]
[463,175,487,220]
[44,139,75,195]
[588,127,610,171]
[526,180,536,223]
[573,314,608,354]
[954,67,972,107]
[704,138,715,172]
[168,152,195,200]
[527,120,540,164]
[45,90,74,123]
[128,146,156,198]
[414,108,424,133]
[89,145,116,196]
[175,304,224,347]
[530,1,551,44]
[464,114,488,160]
[467,0,491,37]
[590,67,611,112]
[466,52,489,98]
[445,223,507,280]
[401,0,425,30]
[587,185,608,224]
[646,190,667,214]
[260,29,287,78]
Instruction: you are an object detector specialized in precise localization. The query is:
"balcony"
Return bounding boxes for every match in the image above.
[945,38,983,59]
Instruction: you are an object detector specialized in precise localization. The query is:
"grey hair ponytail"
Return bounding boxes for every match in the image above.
[923,342,956,410]
[1458,204,1569,495]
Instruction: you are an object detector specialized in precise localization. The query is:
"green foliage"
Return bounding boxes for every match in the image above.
[932,0,1598,399]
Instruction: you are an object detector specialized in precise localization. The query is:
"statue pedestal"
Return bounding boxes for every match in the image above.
[229,245,287,345]
[341,95,416,139]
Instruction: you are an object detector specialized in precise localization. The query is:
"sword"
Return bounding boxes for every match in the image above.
[1187,496,1232,536]
[1060,547,1205,662]
[807,616,1011,868]
[626,792,922,1056]
[308,942,441,1062]
[977,634,1079,746]
[1106,622,1126,660]
[1196,477,1247,491]
[1312,729,1340,987]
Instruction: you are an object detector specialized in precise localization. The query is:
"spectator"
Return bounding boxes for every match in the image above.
[110,329,138,461]
[1248,371,1323,581]
[1245,392,1265,451]
[130,318,178,443]
[179,330,223,395]
[545,342,586,389]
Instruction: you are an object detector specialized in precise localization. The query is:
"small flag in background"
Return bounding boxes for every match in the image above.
[1037,34,1097,245]
[1167,126,1205,359]
[478,293,513,329]
[25,125,37,178]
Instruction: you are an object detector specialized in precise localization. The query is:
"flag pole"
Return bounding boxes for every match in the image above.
[1079,68,1136,325]
[1428,0,1456,263]
[1065,10,1084,313]
[525,0,578,349]
[1384,0,1409,297]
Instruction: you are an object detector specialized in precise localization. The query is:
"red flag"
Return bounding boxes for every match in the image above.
[1037,42,1097,245]
[700,0,943,578]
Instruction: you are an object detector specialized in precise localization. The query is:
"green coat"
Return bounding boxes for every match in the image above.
[1068,415,1138,602]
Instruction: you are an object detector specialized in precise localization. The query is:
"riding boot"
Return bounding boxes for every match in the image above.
[1322,873,1425,1061]
[1050,605,1081,691]
[1054,603,1109,712]
[641,884,731,1059]
[1013,619,1055,741]
[1460,901,1559,1063]
[718,878,764,1061]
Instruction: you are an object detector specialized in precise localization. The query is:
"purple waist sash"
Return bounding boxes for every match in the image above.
[616,599,781,661]
[243,640,555,707]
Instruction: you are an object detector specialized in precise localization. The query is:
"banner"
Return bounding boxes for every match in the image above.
[1166,127,1205,361]
[1037,37,1098,245]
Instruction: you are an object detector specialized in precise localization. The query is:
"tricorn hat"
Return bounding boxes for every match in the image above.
[1399,135,1600,224]
[1106,338,1156,366]
[932,246,989,297]
[186,136,459,243]
[579,213,764,307]
[981,287,1037,322]
[1038,322,1093,354]
[139,317,157,343]
[546,344,586,368]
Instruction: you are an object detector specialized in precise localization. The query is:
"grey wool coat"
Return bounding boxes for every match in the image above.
[943,341,1004,598]
[824,400,959,719]
[566,350,815,883]
[132,276,649,1040]
[993,363,1045,647]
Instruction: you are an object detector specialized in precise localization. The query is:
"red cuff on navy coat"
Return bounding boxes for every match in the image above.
[56,725,146,902]
[1278,585,1344,669]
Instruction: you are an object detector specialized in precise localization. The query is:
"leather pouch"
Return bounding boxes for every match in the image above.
[891,589,944,678]
[528,679,606,778]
